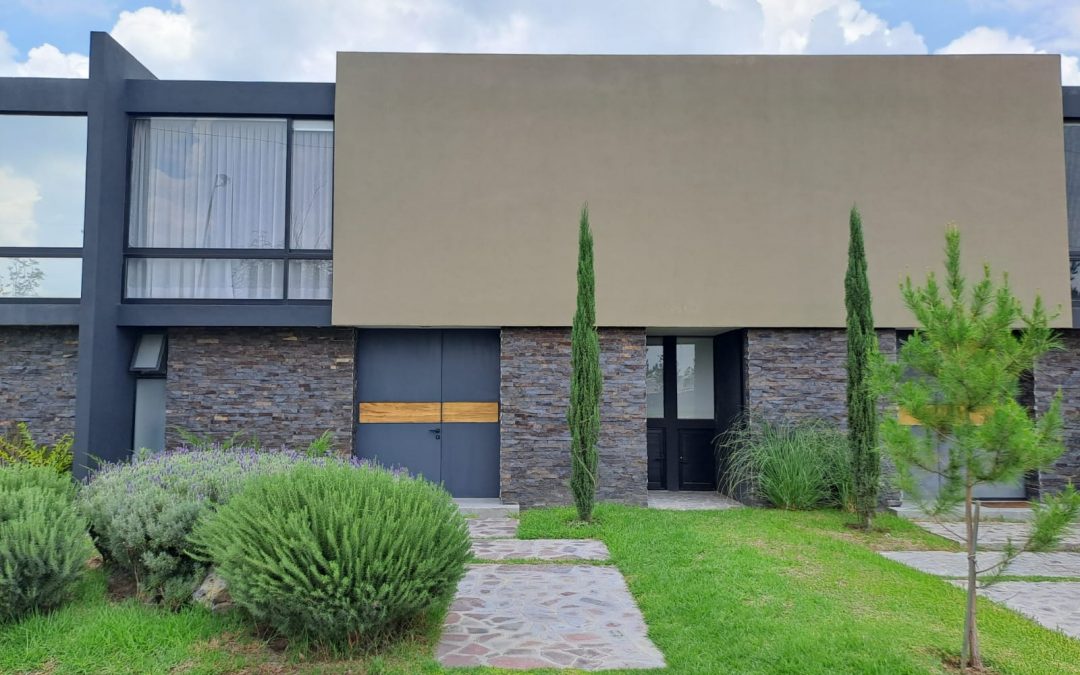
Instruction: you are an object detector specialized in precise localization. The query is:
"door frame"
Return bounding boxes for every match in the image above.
[647,336,718,491]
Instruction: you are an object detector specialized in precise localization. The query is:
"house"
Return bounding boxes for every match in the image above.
[1,32,1077,508]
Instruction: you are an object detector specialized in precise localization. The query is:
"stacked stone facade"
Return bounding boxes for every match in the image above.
[166,327,355,452]
[1033,330,1080,495]
[744,328,900,505]
[0,326,78,444]
[500,327,647,508]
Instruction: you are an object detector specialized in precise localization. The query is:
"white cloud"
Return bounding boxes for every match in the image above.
[0,31,88,77]
[756,0,926,54]
[938,26,1080,84]
[110,6,194,73]
[0,166,41,246]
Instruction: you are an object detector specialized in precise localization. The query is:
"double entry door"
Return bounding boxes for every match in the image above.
[646,336,717,491]
[354,329,500,497]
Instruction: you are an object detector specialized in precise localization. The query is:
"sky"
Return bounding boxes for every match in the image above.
[0,0,1078,84]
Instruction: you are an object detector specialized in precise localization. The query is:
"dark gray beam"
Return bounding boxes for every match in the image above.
[0,303,79,325]
[73,32,156,478]
[1065,86,1080,119]
[117,303,331,327]
[125,80,334,116]
[0,77,88,114]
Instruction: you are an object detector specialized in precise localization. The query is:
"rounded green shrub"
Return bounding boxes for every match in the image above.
[0,469,92,622]
[80,447,363,607]
[0,464,76,499]
[190,464,471,647]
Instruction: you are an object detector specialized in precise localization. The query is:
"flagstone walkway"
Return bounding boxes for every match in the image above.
[881,513,1080,640]
[439,516,666,670]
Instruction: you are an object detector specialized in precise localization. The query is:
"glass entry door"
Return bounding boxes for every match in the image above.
[646,336,717,490]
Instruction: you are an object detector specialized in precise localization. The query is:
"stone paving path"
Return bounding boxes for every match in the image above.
[471,538,611,561]
[946,581,1080,639]
[883,514,1080,641]
[437,516,665,670]
[881,551,1080,578]
[916,521,1080,551]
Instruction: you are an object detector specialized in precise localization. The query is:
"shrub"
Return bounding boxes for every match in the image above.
[721,416,852,510]
[0,467,92,622]
[190,464,471,648]
[0,464,76,499]
[80,447,364,607]
[0,423,74,473]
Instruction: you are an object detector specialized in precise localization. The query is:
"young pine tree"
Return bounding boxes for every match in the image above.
[874,226,1067,670]
[845,205,879,529]
[568,205,601,522]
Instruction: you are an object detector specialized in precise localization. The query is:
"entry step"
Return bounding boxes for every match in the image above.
[454,498,520,519]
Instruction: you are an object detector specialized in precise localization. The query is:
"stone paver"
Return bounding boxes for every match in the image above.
[471,538,610,561]
[468,517,520,539]
[947,580,1080,639]
[881,551,1080,578]
[437,564,666,670]
[916,521,1080,551]
[647,491,742,510]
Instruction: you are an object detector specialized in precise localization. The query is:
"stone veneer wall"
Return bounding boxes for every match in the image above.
[744,328,900,505]
[166,328,355,452]
[0,326,78,444]
[1033,330,1080,495]
[500,327,647,508]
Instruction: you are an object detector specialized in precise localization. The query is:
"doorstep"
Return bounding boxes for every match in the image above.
[454,498,520,519]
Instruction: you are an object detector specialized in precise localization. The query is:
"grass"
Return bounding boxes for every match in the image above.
[519,507,1080,674]
[1,507,1077,673]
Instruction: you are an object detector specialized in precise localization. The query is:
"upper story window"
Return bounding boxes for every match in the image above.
[125,117,333,301]
[0,115,86,299]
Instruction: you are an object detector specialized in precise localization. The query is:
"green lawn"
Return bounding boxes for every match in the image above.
[1,507,1078,674]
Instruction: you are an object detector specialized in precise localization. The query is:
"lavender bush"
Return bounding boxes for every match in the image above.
[80,446,369,607]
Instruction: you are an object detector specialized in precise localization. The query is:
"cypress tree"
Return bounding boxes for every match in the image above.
[568,205,601,522]
[845,205,879,529]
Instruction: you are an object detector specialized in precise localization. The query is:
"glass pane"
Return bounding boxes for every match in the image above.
[288,259,332,300]
[131,333,166,371]
[0,115,86,246]
[128,118,287,249]
[676,337,714,419]
[646,339,664,418]
[0,257,81,298]
[125,258,283,299]
[290,121,333,250]
[1066,124,1080,250]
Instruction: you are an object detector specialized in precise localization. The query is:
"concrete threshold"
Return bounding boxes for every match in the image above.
[454,498,520,519]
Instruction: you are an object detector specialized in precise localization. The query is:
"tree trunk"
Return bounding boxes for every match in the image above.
[962,486,983,670]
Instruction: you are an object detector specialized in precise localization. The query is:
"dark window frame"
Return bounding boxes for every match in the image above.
[0,112,87,303]
[122,115,333,304]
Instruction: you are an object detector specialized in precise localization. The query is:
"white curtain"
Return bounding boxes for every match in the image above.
[288,260,332,299]
[126,258,283,299]
[129,118,287,249]
[290,122,333,250]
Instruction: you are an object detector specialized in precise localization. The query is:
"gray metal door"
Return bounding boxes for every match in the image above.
[355,329,500,497]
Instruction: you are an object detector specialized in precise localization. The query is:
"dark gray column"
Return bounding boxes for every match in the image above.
[72,33,156,477]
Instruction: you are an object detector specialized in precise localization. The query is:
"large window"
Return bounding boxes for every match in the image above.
[0,115,86,299]
[125,117,333,301]
[1067,124,1080,305]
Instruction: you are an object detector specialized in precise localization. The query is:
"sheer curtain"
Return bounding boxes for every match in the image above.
[127,118,287,299]
[290,121,333,250]
[126,258,283,299]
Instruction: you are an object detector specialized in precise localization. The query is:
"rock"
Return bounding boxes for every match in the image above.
[193,570,232,613]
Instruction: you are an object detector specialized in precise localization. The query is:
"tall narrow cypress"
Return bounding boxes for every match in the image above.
[845,205,879,529]
[568,205,601,522]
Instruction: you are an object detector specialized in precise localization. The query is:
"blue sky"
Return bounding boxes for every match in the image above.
[0,1,1078,82]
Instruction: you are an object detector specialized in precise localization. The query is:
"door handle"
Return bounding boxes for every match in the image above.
[429,427,441,440]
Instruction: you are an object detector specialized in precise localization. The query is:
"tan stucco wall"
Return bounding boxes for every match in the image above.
[332,53,1070,328]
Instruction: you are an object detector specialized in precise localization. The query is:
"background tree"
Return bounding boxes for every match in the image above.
[568,205,601,522]
[874,226,1075,670]
[845,205,879,528]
